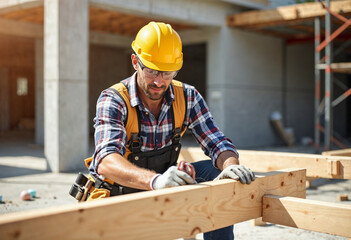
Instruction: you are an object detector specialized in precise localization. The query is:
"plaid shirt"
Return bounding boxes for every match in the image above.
[90,72,238,175]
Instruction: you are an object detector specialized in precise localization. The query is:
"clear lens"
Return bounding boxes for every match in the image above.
[138,57,178,80]
[143,68,177,80]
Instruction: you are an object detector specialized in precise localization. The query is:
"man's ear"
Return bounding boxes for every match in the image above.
[131,54,138,70]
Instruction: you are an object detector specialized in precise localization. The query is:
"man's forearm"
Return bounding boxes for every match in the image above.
[97,153,156,190]
[216,150,240,170]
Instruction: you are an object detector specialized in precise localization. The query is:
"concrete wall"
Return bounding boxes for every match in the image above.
[0,34,35,131]
[333,73,350,138]
[208,27,285,148]
[285,43,314,144]
[89,44,132,134]
[177,43,207,99]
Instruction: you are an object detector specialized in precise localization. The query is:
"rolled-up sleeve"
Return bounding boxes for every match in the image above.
[89,89,128,174]
[186,86,239,168]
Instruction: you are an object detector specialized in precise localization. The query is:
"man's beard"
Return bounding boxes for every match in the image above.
[143,83,167,100]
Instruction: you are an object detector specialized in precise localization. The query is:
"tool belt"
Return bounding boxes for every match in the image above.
[94,142,181,196]
[69,130,182,201]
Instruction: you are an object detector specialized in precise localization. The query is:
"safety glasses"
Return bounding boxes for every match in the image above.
[137,58,178,80]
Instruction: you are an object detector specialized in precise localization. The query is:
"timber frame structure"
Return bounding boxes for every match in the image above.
[227,0,351,152]
[1,148,351,239]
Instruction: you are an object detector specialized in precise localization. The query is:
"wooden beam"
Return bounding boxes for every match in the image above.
[0,0,42,15]
[0,17,42,38]
[331,62,351,74]
[0,169,306,240]
[263,195,351,238]
[238,150,351,179]
[179,147,351,179]
[322,148,351,157]
[227,1,351,28]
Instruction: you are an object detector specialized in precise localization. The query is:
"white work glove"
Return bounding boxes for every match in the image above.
[215,165,255,184]
[152,166,195,190]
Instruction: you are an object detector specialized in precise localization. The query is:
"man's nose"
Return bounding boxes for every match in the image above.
[153,74,164,87]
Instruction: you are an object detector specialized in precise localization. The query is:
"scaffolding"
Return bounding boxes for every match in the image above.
[315,0,351,151]
[227,0,351,151]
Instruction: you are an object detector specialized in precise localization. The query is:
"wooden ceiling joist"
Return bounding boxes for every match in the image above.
[0,5,195,37]
[227,0,351,29]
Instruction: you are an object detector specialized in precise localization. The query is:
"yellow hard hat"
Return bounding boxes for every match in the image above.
[132,22,183,71]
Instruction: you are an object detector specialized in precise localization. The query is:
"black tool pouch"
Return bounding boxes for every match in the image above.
[119,128,182,194]
[120,143,181,194]
[128,143,181,174]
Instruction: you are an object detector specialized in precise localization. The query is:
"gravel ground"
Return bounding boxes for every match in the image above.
[0,130,350,239]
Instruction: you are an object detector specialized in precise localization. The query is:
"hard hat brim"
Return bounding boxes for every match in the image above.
[139,56,183,72]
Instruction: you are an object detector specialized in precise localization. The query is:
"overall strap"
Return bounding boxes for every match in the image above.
[108,80,188,156]
[108,81,140,159]
[171,80,188,140]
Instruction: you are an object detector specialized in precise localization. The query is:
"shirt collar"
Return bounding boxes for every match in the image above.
[129,72,175,108]
[129,72,141,107]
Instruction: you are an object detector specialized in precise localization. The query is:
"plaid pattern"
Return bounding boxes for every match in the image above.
[90,72,238,174]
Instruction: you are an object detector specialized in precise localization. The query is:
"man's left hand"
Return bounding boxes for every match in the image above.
[215,165,255,184]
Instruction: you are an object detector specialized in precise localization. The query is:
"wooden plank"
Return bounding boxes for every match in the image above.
[0,0,42,15]
[331,62,351,74]
[270,118,294,146]
[238,150,351,179]
[0,169,306,240]
[262,195,351,238]
[179,147,351,179]
[323,148,351,157]
[227,1,351,28]
[89,6,195,36]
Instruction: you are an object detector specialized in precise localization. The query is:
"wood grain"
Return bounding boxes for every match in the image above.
[179,147,351,179]
[0,169,306,240]
[263,195,351,238]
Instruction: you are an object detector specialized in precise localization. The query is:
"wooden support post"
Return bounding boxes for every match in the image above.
[263,195,351,238]
[0,169,306,240]
[251,217,266,226]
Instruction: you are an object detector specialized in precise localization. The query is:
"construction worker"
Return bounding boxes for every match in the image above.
[88,22,255,240]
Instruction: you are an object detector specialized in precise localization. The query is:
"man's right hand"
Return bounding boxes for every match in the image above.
[152,166,195,190]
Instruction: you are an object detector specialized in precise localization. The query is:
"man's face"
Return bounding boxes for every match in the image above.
[132,55,172,101]
[138,74,170,101]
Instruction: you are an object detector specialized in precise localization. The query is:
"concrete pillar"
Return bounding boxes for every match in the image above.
[44,0,89,172]
[35,39,44,145]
